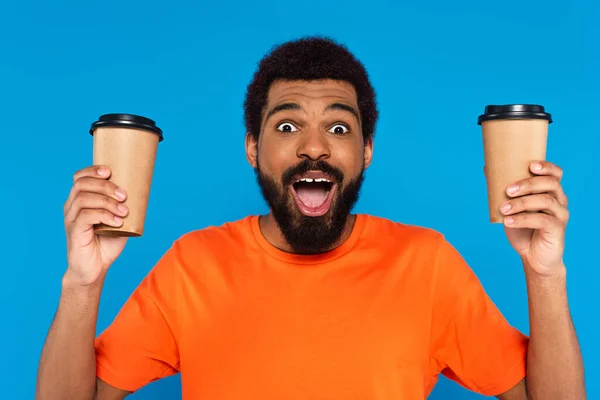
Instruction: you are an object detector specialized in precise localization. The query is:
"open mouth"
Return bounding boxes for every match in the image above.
[290,172,336,217]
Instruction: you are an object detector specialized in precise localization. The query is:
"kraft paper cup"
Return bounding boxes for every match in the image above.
[478,105,552,223]
[89,114,163,237]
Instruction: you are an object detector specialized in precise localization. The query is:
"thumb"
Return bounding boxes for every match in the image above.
[98,236,129,264]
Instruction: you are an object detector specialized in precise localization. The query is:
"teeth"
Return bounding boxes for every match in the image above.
[296,177,332,183]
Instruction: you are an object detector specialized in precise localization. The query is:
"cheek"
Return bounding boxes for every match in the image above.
[258,138,296,174]
[336,146,365,177]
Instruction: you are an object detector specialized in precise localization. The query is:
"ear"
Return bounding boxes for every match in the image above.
[245,132,258,168]
[363,137,374,169]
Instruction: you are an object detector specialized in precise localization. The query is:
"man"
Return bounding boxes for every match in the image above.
[36,37,585,399]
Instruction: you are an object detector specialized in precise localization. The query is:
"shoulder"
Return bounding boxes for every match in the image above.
[357,214,466,287]
[362,215,471,274]
[359,213,445,249]
[175,216,255,248]
[156,215,256,267]
[131,216,256,303]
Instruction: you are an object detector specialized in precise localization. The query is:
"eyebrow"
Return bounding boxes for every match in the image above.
[264,102,361,124]
[324,103,360,122]
[264,103,303,122]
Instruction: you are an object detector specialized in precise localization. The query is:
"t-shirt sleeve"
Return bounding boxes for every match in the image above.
[430,234,529,397]
[94,241,183,392]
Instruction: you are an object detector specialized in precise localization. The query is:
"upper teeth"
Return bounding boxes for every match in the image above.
[297,178,331,183]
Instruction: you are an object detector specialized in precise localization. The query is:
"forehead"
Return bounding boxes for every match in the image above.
[266,79,358,107]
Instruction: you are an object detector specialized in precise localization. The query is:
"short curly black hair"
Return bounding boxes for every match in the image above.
[244,36,378,144]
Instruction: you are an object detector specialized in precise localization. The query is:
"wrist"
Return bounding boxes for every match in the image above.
[58,272,103,328]
[523,260,567,291]
[523,257,567,277]
[62,270,105,297]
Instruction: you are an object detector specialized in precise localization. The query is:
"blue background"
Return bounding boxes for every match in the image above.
[0,0,597,398]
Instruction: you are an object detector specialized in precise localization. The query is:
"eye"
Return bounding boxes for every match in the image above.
[329,124,349,135]
[276,122,299,133]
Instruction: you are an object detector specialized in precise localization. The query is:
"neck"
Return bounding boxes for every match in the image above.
[258,213,357,254]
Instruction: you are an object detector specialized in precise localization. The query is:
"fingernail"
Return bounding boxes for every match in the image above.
[113,216,123,224]
[501,202,512,213]
[504,216,515,225]
[117,203,128,214]
[98,167,107,176]
[532,162,543,172]
[507,184,519,195]
[115,188,126,200]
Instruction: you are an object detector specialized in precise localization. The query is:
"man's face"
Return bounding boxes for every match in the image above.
[246,79,373,254]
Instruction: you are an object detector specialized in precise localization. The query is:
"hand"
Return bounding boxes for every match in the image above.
[500,161,569,277]
[63,166,130,287]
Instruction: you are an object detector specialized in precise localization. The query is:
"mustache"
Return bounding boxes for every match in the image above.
[281,159,344,186]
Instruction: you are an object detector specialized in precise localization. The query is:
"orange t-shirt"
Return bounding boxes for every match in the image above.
[95,214,528,399]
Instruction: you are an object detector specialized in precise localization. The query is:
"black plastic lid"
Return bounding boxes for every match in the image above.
[90,114,163,141]
[477,104,552,125]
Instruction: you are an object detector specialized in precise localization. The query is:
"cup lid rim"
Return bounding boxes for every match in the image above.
[90,113,163,141]
[477,104,552,125]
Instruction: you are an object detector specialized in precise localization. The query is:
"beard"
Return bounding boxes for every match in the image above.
[255,158,365,254]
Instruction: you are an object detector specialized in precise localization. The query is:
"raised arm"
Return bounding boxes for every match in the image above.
[35,165,131,400]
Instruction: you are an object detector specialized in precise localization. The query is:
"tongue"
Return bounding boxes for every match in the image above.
[296,186,328,208]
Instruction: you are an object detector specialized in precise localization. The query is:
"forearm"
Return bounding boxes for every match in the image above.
[525,263,585,399]
[36,275,104,400]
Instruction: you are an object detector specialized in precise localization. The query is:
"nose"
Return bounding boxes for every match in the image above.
[296,128,331,161]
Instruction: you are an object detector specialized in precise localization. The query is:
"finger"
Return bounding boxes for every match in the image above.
[506,175,568,207]
[73,165,111,183]
[65,192,129,225]
[72,209,124,234]
[65,176,127,216]
[500,194,569,224]
[64,166,113,214]
[503,211,565,231]
[530,161,564,181]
